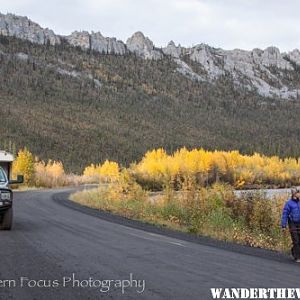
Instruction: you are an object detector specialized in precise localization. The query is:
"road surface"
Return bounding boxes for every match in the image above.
[1,189,299,300]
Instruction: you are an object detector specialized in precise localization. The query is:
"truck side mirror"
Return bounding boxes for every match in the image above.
[9,175,24,184]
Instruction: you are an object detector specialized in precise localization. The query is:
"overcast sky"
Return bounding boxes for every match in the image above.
[0,0,300,52]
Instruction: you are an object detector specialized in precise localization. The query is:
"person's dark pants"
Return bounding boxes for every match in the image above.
[289,221,300,259]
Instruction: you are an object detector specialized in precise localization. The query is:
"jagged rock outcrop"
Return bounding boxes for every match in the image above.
[66,30,126,54]
[174,58,205,82]
[126,31,162,60]
[258,47,293,70]
[170,44,300,99]
[0,13,60,45]
[65,31,90,50]
[162,41,182,58]
[90,32,126,54]
[188,44,224,79]
[1,12,300,100]
[287,49,300,66]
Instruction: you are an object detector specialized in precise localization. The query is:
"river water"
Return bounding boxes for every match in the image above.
[235,187,300,199]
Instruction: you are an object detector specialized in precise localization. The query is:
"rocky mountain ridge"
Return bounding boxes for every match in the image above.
[1,12,300,99]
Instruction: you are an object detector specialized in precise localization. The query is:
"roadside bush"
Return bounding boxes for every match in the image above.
[12,148,35,185]
[34,160,67,188]
[71,181,290,252]
[83,160,120,183]
[12,149,86,188]
[106,169,147,202]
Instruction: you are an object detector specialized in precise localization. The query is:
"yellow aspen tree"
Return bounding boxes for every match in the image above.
[13,148,35,185]
[99,160,120,182]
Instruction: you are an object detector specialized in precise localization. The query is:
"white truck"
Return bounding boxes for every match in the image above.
[0,151,23,230]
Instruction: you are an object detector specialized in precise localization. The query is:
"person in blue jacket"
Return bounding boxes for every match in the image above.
[281,188,300,261]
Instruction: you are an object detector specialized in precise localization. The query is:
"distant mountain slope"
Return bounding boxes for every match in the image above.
[1,12,300,100]
[1,14,300,172]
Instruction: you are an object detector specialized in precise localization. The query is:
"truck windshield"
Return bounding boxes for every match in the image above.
[0,167,7,182]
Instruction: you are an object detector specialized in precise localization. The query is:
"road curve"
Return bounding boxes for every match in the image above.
[1,188,300,300]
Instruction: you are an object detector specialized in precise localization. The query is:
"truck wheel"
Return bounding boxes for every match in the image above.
[0,208,13,230]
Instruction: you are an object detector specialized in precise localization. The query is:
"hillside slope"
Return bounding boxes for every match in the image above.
[1,35,300,172]
[1,13,300,100]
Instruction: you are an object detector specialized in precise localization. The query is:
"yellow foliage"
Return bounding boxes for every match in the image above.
[83,163,101,178]
[12,148,35,185]
[34,160,66,187]
[99,160,120,182]
[133,147,300,188]
[103,169,147,204]
[83,160,120,183]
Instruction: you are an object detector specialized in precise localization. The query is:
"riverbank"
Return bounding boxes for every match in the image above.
[70,183,290,253]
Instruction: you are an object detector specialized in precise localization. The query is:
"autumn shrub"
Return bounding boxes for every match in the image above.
[83,160,120,183]
[78,169,148,218]
[83,163,101,183]
[12,148,35,185]
[12,148,87,188]
[105,169,147,203]
[133,148,300,190]
[34,160,66,188]
[159,185,290,251]
[71,181,290,252]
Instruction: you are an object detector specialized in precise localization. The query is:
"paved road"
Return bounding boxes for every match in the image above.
[1,189,300,300]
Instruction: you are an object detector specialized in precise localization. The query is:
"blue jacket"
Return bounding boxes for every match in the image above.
[281,198,300,228]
